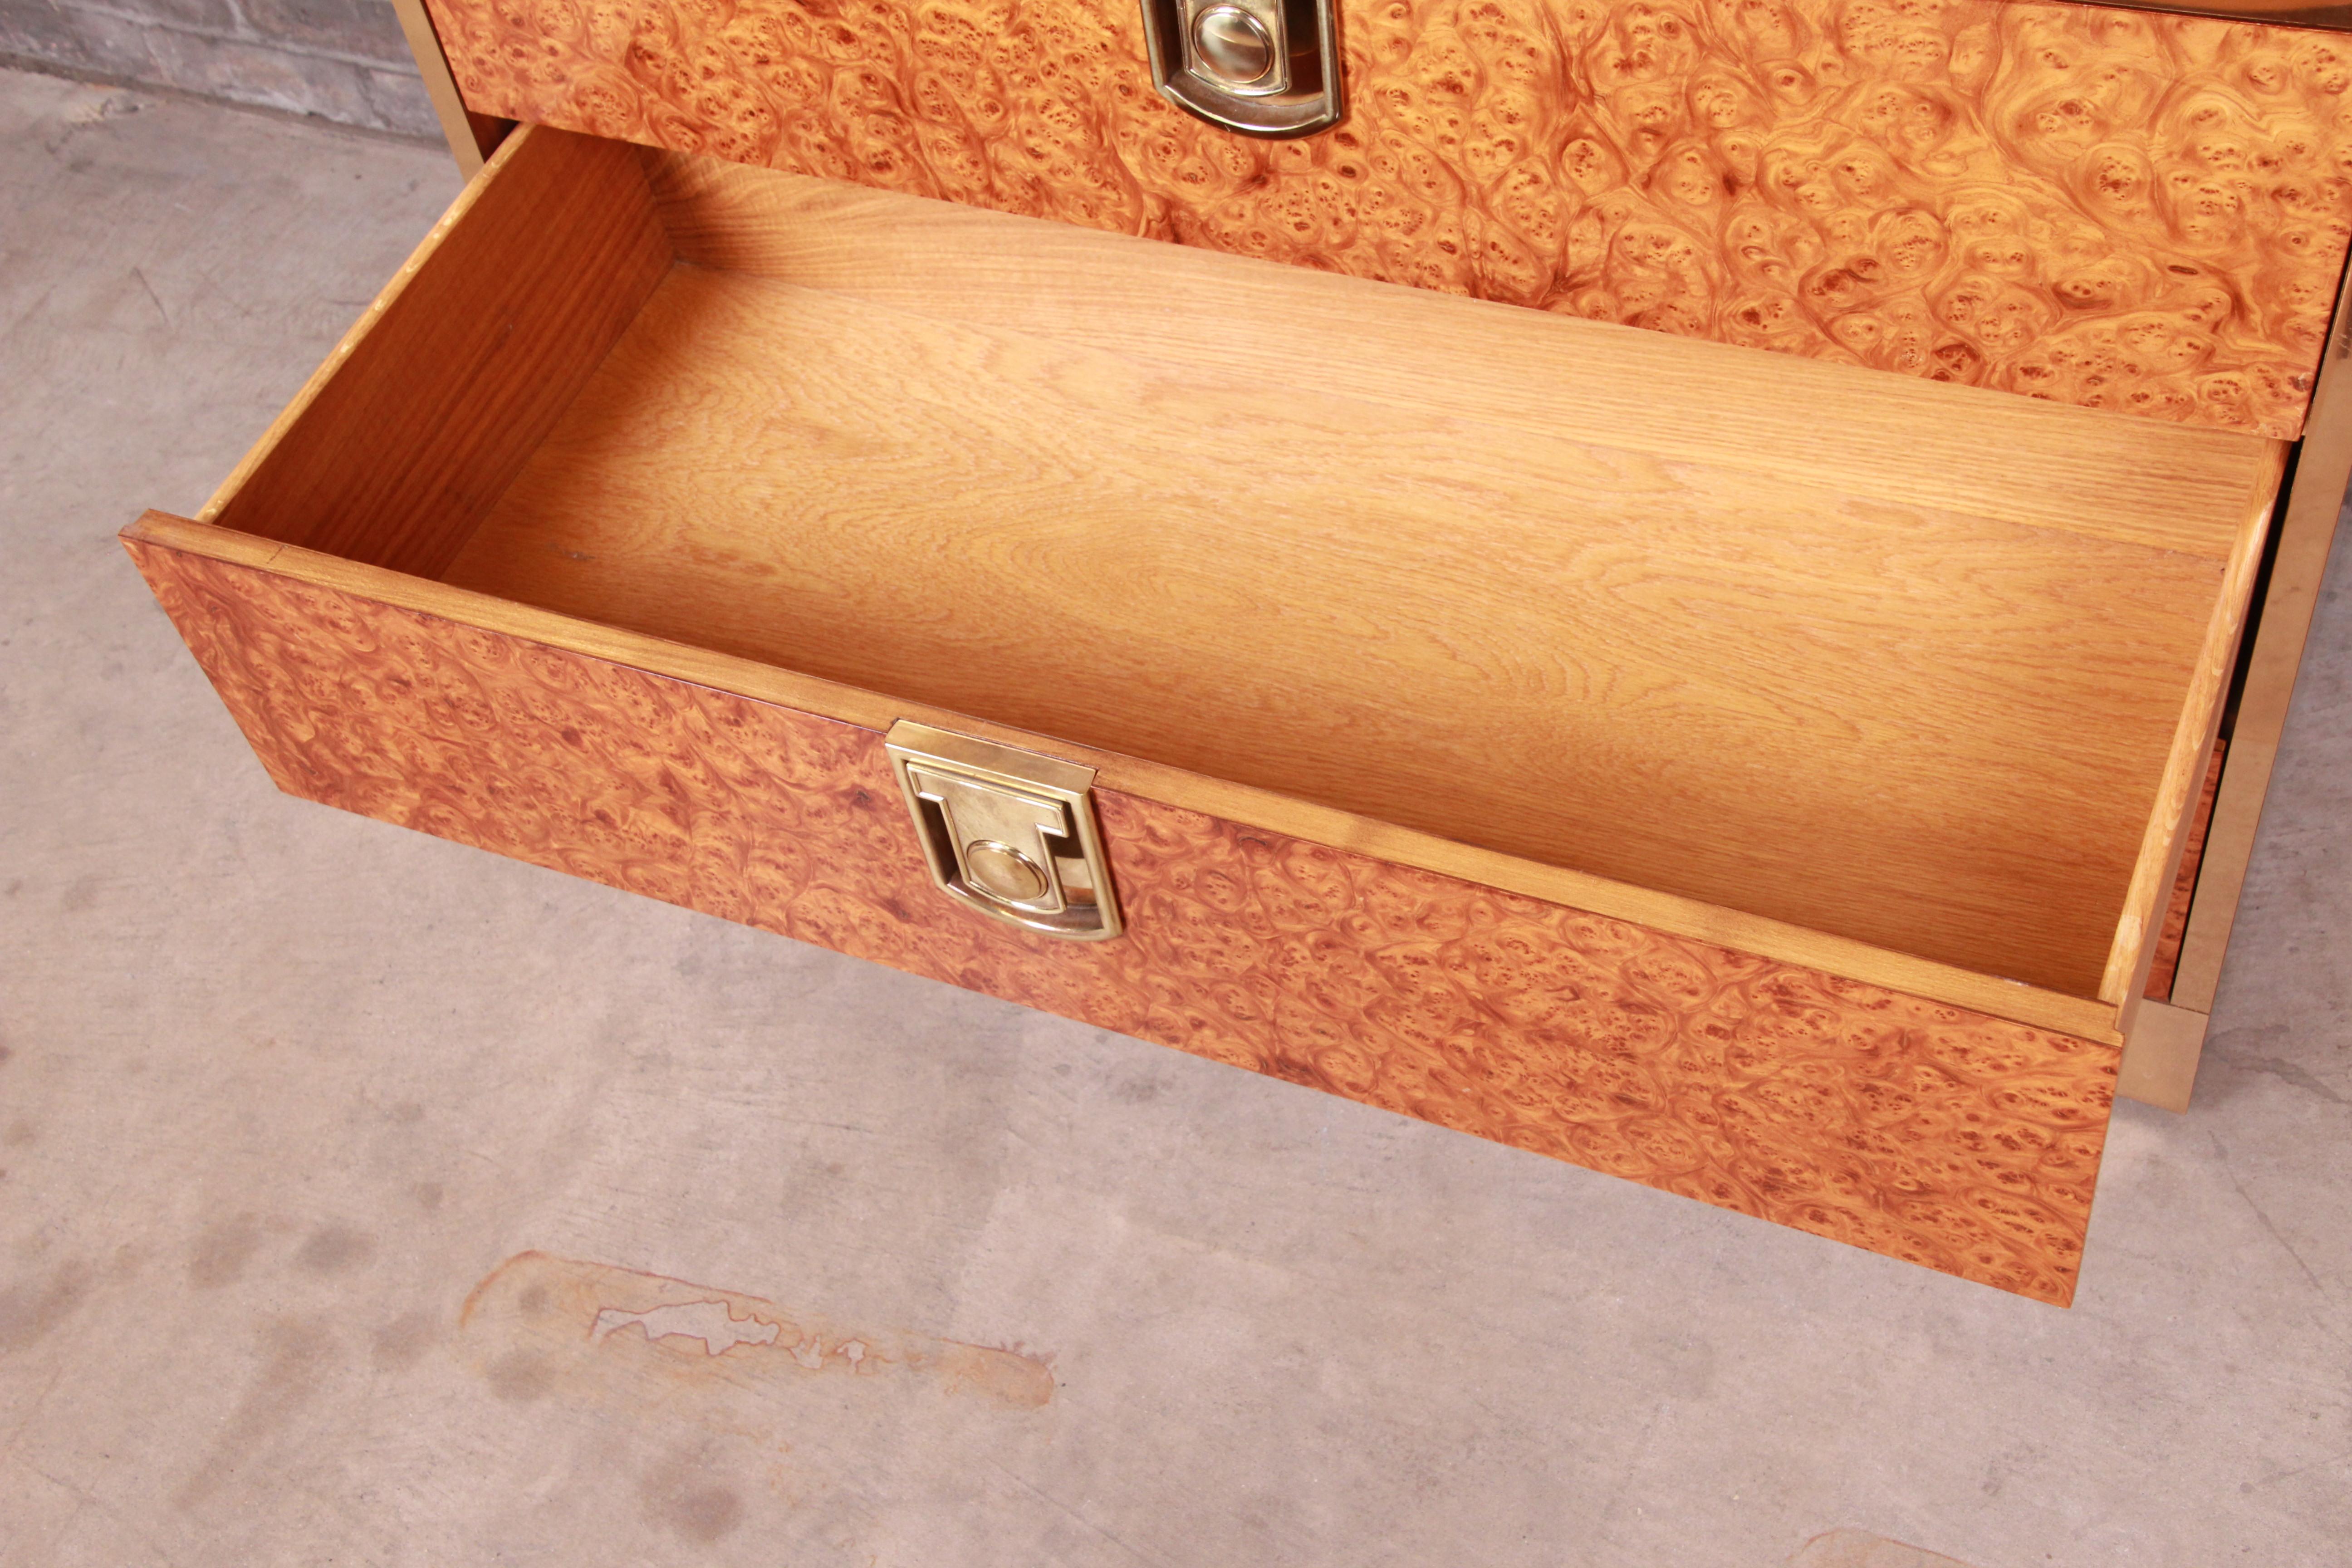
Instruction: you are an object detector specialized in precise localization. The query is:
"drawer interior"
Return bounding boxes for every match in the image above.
[199,127,2283,1006]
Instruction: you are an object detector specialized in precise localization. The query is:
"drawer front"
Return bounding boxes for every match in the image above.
[421,0,2352,437]
[129,534,2120,1305]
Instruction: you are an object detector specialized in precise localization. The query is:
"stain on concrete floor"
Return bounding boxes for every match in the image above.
[460,1251,1055,1411]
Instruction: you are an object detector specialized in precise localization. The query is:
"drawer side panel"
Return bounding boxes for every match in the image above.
[419,0,2352,438]
[130,539,2120,1305]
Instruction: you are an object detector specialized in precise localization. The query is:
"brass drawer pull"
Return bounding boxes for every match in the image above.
[885,721,1123,941]
[1140,0,1342,138]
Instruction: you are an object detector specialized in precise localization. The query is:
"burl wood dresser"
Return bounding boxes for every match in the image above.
[126,0,2352,1303]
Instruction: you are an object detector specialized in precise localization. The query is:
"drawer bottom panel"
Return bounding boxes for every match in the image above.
[130,537,2120,1304]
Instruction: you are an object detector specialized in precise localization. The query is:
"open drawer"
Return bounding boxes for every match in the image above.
[124,125,2286,1304]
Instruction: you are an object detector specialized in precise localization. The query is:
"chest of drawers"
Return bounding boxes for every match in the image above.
[130,0,2352,1303]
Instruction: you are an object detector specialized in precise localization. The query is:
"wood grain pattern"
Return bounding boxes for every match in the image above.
[421,0,2352,437]
[440,255,2245,998]
[127,534,2119,1303]
[203,126,670,578]
[642,154,2278,561]
[2145,736,2226,1000]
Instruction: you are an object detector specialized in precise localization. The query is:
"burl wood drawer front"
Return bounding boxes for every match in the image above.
[421,0,2352,437]
[128,534,2117,1304]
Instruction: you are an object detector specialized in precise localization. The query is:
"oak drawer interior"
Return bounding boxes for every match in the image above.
[189,125,2283,1014]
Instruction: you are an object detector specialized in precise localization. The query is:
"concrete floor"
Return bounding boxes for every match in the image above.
[3,68,2350,1568]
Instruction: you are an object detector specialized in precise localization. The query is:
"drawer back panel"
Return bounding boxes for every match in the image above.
[421,0,2352,437]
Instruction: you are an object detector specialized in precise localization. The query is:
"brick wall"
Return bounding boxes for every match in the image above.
[0,0,438,138]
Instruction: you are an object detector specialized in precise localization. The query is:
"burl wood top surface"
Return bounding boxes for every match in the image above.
[132,539,2119,1303]
[423,0,2352,436]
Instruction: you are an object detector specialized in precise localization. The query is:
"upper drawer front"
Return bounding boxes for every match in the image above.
[423,0,2352,437]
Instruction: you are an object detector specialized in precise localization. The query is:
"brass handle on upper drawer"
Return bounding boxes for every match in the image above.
[885,721,1124,941]
[1139,0,1343,137]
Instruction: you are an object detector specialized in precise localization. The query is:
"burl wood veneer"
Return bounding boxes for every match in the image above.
[128,537,2117,1304]
[421,0,2352,436]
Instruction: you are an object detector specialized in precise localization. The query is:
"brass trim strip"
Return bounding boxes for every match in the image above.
[391,0,509,178]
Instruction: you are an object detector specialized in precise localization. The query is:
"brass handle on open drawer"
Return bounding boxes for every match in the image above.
[885,721,1124,941]
[1139,0,1343,137]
